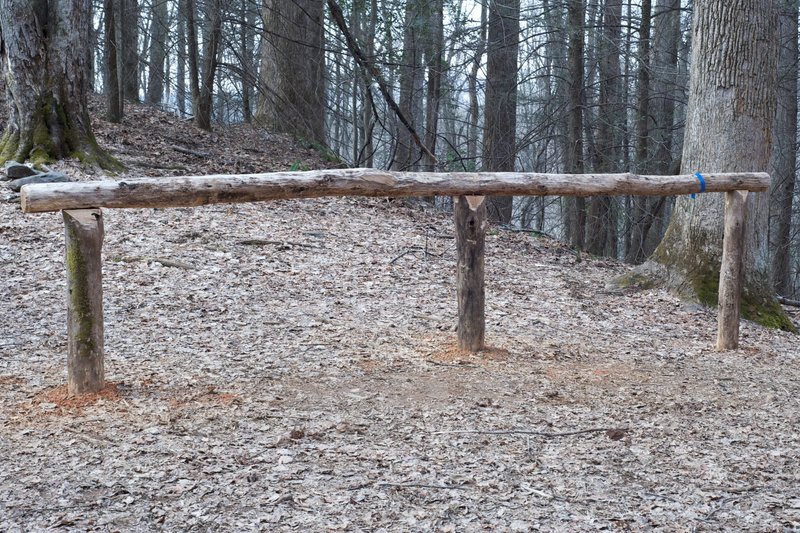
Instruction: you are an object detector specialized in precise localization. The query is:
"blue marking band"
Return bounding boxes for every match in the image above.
[691,172,706,199]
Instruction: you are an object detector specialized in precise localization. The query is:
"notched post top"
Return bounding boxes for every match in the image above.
[465,195,486,211]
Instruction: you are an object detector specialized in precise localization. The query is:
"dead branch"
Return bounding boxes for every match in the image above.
[326,0,436,164]
[777,295,800,307]
[237,239,319,249]
[433,427,622,438]
[172,145,211,158]
[376,482,468,490]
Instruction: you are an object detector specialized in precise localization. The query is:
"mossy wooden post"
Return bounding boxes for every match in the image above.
[717,191,747,350]
[455,195,487,352]
[64,209,105,394]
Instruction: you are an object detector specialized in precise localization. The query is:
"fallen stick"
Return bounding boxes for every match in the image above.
[777,296,800,307]
[432,427,623,438]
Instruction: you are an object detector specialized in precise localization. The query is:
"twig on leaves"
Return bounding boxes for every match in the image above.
[433,427,624,438]
[347,482,468,491]
[238,239,319,249]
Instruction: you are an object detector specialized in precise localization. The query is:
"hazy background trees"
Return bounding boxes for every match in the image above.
[75,0,799,296]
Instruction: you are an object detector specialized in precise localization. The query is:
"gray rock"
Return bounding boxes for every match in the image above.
[8,172,71,192]
[3,161,39,180]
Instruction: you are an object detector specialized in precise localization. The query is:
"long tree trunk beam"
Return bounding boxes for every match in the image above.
[717,191,748,350]
[64,209,105,394]
[455,196,487,352]
[20,170,769,213]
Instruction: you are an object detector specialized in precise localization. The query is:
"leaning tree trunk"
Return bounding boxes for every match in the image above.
[257,0,326,145]
[632,0,794,331]
[0,0,117,168]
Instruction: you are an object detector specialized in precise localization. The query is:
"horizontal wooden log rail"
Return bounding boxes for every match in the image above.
[19,170,767,394]
[20,169,769,213]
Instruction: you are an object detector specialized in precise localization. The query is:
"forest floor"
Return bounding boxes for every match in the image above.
[1,100,799,532]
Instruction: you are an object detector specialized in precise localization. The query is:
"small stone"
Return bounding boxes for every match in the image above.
[39,403,58,411]
[3,161,39,180]
[8,172,71,192]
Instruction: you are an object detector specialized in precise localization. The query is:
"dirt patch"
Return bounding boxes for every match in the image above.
[428,341,511,363]
[30,382,121,411]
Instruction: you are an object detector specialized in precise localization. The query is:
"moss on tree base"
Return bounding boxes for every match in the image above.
[0,96,123,172]
[615,258,797,333]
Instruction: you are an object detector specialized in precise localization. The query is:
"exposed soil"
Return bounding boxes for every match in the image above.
[1,102,799,532]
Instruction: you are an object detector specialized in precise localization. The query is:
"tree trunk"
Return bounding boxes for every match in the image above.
[176,0,187,116]
[195,0,221,131]
[587,0,622,256]
[633,0,794,332]
[257,0,326,144]
[239,0,256,123]
[565,0,585,246]
[483,0,520,224]
[393,0,426,170]
[0,0,117,168]
[104,0,123,122]
[422,0,444,172]
[769,0,798,296]
[466,1,487,170]
[120,0,139,101]
[145,0,169,105]
[626,0,680,264]
[186,0,201,121]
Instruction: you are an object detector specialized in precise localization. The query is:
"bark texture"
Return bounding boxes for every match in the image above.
[64,209,105,394]
[483,0,519,223]
[455,196,486,352]
[145,0,169,105]
[717,191,748,349]
[21,170,769,213]
[257,0,326,145]
[769,0,798,296]
[632,0,794,331]
[0,0,116,167]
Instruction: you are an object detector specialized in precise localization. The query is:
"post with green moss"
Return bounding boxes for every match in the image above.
[64,209,105,394]
[717,191,747,351]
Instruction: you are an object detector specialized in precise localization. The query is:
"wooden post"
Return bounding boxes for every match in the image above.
[455,195,487,352]
[717,190,748,351]
[64,209,105,394]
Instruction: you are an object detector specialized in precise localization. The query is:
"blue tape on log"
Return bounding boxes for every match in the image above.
[691,172,706,199]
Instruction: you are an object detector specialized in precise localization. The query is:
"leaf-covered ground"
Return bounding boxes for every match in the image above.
[1,102,799,532]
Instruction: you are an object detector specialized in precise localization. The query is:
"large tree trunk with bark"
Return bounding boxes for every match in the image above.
[392,0,426,170]
[630,0,794,331]
[769,0,798,297]
[120,0,139,101]
[483,0,519,223]
[145,0,169,105]
[103,0,123,122]
[0,0,117,168]
[257,0,326,145]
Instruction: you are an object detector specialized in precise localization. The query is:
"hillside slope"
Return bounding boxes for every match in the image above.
[1,102,799,531]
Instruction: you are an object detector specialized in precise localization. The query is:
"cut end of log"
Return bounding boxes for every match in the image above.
[465,195,485,210]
